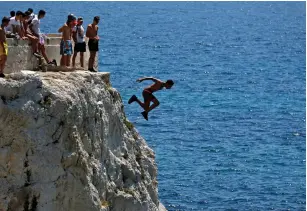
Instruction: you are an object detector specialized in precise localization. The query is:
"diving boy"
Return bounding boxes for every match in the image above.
[128,77,174,120]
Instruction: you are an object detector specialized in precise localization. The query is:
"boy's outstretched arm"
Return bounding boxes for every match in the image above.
[136,77,162,83]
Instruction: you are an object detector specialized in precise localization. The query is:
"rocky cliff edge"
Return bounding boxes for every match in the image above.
[0,71,166,211]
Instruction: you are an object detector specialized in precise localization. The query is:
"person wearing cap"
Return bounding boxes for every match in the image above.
[86,16,100,72]
[0,17,10,78]
[58,14,77,67]
[72,17,86,68]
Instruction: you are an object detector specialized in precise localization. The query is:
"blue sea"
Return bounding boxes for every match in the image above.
[1,2,305,210]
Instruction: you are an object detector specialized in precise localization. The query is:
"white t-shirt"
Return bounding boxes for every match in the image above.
[30,13,35,20]
[6,17,20,32]
[27,13,35,22]
[30,15,40,35]
[73,25,85,43]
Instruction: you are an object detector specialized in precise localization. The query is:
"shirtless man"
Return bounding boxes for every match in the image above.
[58,14,77,67]
[20,12,30,40]
[86,16,100,72]
[0,17,10,78]
[128,77,174,120]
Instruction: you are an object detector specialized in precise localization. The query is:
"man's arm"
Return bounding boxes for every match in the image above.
[136,77,162,83]
[85,25,91,38]
[58,25,64,33]
[72,27,77,42]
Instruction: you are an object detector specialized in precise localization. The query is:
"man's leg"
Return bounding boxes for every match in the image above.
[60,41,64,66]
[38,44,50,63]
[88,51,95,69]
[146,98,160,112]
[72,51,77,67]
[62,55,67,66]
[80,52,84,68]
[92,51,96,69]
[60,56,65,66]
[0,55,7,76]
[67,55,71,67]
[136,98,150,110]
[27,35,38,54]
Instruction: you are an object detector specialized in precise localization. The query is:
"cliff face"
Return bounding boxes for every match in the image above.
[0,71,164,211]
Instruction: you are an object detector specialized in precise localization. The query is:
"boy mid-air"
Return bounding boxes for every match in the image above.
[128,77,174,120]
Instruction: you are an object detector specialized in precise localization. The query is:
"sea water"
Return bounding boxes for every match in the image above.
[0,2,305,210]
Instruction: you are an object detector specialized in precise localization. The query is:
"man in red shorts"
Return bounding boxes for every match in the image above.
[128,77,174,120]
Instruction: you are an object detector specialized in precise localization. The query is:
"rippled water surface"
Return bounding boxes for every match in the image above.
[1,2,305,210]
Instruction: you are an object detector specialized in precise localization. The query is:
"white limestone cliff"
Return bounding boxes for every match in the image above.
[0,71,166,211]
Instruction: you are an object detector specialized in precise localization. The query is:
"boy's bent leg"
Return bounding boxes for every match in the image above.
[147,98,160,112]
[38,44,50,63]
[128,95,138,104]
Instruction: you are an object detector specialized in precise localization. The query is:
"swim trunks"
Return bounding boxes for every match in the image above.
[0,42,8,57]
[88,39,98,52]
[60,40,73,56]
[142,89,157,102]
[74,42,86,52]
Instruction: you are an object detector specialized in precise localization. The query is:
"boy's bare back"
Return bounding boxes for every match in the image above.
[86,24,98,38]
[58,24,71,41]
[0,27,6,43]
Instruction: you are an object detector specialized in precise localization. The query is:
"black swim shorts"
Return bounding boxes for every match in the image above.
[74,42,86,52]
[142,90,156,102]
[88,39,99,52]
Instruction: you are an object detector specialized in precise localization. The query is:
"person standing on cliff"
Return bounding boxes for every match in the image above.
[86,16,99,72]
[72,17,86,68]
[0,17,10,78]
[128,77,174,120]
[58,14,77,67]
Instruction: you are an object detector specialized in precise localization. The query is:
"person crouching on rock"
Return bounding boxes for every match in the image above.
[0,17,10,78]
[58,14,76,67]
[128,77,174,120]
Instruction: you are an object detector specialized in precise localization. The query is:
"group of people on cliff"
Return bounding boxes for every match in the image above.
[0,8,100,77]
